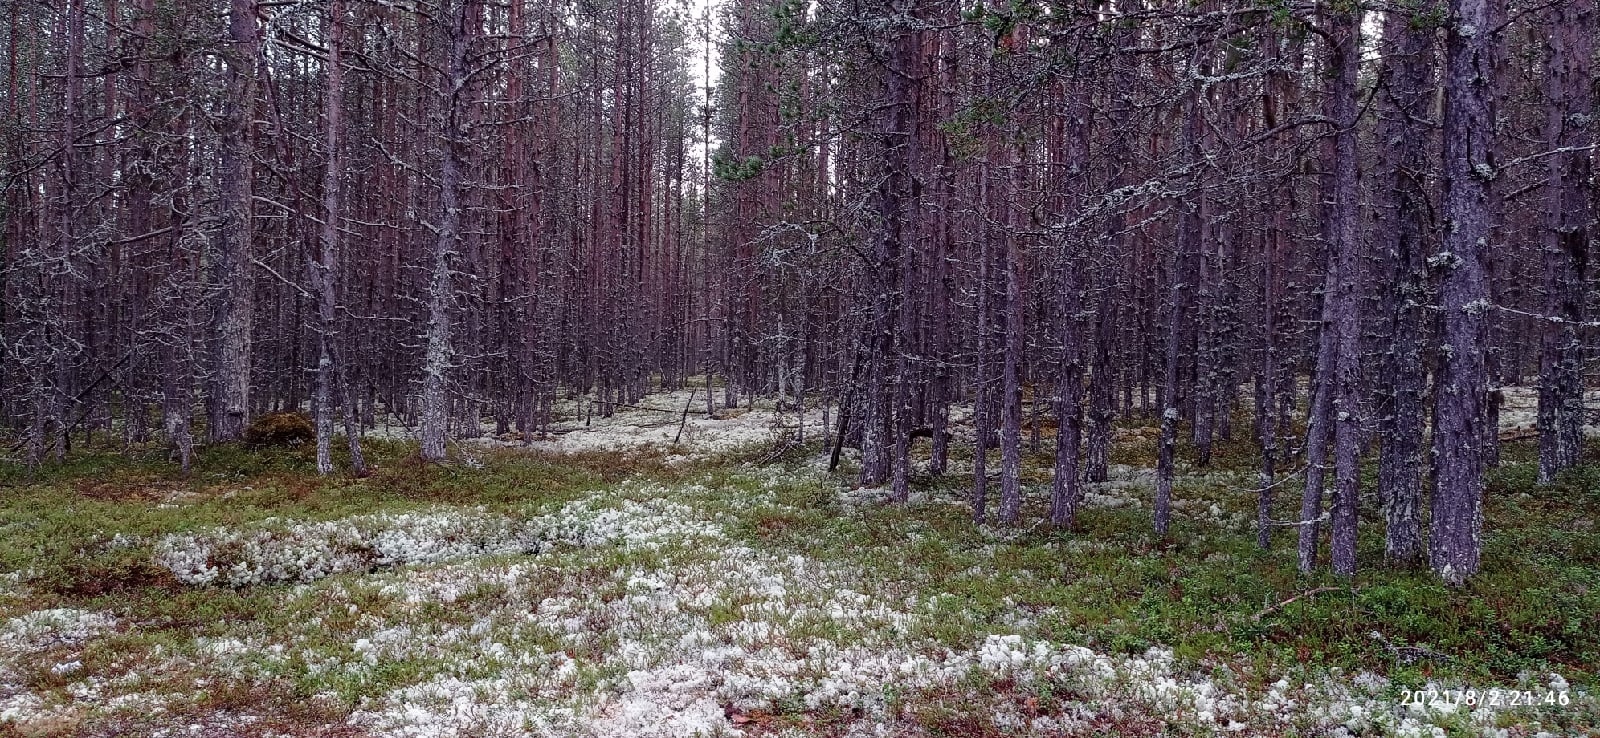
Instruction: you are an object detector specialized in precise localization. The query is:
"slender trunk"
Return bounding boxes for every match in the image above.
[1192,233,1217,467]
[1087,68,1130,484]
[1256,159,1280,551]
[998,224,1025,525]
[973,166,993,524]
[1155,73,1202,538]
[1086,281,1116,483]
[1298,328,1334,571]
[1298,37,1357,573]
[314,0,347,475]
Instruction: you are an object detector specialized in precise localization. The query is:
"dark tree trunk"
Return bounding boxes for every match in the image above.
[1297,321,1334,571]
[858,6,915,489]
[1431,0,1502,585]
[1155,69,1202,538]
[209,0,259,443]
[998,217,1025,525]
[973,168,994,524]
[420,0,476,462]
[1535,0,1594,484]
[1373,5,1436,565]
[1325,4,1365,578]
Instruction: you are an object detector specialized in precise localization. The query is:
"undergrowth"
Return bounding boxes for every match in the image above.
[0,426,1594,736]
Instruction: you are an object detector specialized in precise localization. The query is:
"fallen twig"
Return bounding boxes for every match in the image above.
[758,441,803,464]
[674,388,698,445]
[1252,586,1343,622]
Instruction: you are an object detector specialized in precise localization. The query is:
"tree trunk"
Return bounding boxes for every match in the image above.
[1325,4,1364,578]
[973,164,994,524]
[1053,272,1085,528]
[314,0,347,475]
[1431,0,1501,585]
[858,9,914,489]
[1155,70,1202,538]
[420,0,475,462]
[998,219,1025,526]
[1535,0,1594,484]
[1373,4,1436,565]
[209,0,258,443]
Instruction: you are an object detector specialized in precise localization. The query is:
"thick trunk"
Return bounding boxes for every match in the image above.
[1325,5,1364,577]
[1431,0,1501,585]
[1374,5,1436,565]
[117,0,161,449]
[1051,91,1090,528]
[209,0,258,443]
[1535,0,1594,484]
[859,15,914,488]
[420,0,475,462]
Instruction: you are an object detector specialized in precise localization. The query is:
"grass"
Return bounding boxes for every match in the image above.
[0,423,1595,736]
[721,445,1599,735]
[0,439,662,598]
[768,449,1600,685]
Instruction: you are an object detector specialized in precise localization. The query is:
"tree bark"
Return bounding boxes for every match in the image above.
[209,0,258,443]
[1155,67,1202,538]
[420,0,476,462]
[314,0,363,475]
[1535,0,1594,484]
[1373,4,1436,565]
[858,7,915,489]
[1325,4,1364,577]
[1431,0,1502,585]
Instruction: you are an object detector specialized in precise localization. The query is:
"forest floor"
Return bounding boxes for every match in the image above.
[0,394,1597,737]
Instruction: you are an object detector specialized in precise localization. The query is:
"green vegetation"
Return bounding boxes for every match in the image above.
[0,432,1594,736]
